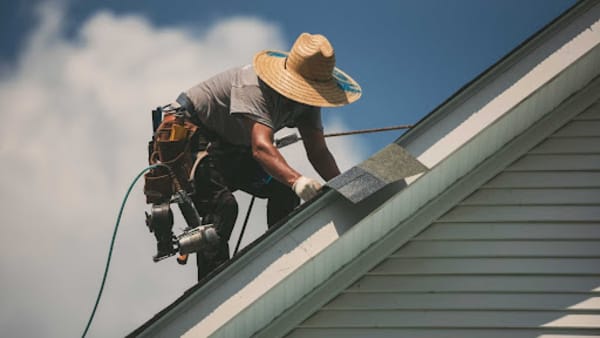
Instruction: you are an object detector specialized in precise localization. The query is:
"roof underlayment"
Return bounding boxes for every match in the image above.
[131,1,600,336]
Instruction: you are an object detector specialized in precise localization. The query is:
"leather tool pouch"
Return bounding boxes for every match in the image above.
[144,113,198,204]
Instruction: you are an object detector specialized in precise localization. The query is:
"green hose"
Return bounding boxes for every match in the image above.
[81,164,158,337]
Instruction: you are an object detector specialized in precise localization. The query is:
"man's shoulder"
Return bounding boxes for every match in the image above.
[234,64,260,88]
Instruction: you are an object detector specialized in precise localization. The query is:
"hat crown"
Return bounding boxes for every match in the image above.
[253,32,361,107]
[286,33,335,82]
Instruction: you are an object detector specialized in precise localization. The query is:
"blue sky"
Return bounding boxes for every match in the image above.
[0,1,576,337]
[1,0,576,152]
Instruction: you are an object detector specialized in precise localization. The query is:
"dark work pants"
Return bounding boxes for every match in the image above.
[191,145,300,280]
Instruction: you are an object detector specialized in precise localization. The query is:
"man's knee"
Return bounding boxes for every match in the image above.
[212,192,238,241]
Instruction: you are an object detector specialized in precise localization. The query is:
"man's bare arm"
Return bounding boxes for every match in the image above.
[246,119,301,187]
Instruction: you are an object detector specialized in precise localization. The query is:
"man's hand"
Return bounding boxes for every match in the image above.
[292,176,322,201]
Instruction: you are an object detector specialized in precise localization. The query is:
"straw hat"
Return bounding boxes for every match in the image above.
[253,33,362,107]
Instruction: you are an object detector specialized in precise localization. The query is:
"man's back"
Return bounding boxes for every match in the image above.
[181,65,321,146]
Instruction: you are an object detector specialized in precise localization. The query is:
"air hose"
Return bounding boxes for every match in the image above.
[81,164,159,337]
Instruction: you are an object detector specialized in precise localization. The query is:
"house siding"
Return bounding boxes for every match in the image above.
[287,104,600,337]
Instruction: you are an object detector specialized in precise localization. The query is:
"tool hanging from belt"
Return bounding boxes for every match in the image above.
[143,104,218,262]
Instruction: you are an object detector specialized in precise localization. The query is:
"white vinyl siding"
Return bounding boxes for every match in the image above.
[287,106,600,337]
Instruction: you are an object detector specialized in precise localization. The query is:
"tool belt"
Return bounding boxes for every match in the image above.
[144,111,199,204]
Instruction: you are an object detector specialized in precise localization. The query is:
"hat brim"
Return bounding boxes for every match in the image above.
[253,50,362,107]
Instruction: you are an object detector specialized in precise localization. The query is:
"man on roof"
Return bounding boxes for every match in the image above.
[146,32,362,280]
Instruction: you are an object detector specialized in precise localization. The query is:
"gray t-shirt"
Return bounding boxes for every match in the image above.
[183,65,322,146]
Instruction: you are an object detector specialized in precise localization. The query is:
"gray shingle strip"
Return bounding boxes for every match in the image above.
[327,167,384,203]
[359,143,428,182]
[327,143,428,203]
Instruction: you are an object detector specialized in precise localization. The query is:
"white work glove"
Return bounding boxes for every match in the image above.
[292,176,322,201]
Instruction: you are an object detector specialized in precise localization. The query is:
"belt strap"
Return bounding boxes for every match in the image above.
[176,93,200,123]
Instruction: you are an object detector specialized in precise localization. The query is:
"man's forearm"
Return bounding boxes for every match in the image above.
[253,142,301,187]
[248,119,302,187]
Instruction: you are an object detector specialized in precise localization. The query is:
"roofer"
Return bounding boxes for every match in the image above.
[144,32,362,280]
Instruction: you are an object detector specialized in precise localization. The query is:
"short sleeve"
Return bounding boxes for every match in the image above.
[230,85,274,129]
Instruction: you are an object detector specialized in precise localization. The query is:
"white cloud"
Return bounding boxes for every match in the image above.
[0,3,367,337]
